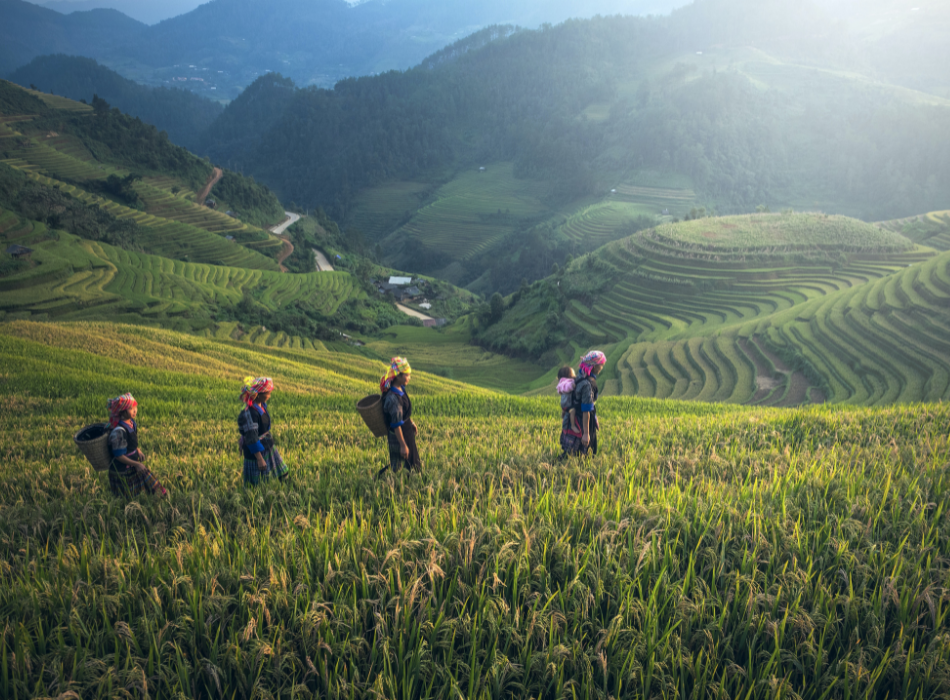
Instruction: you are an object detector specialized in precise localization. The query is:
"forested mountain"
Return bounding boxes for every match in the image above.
[8,55,222,151]
[1,0,687,99]
[193,0,950,292]
[0,0,145,76]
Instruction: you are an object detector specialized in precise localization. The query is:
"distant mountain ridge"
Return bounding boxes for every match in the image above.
[1,0,689,99]
[0,0,145,76]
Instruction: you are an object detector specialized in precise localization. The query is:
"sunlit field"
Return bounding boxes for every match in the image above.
[3,321,950,698]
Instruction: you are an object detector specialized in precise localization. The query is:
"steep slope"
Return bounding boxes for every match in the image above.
[7,55,223,150]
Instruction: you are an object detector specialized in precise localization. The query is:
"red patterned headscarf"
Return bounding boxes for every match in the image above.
[579,350,607,377]
[107,393,137,427]
[380,357,411,393]
[241,376,274,408]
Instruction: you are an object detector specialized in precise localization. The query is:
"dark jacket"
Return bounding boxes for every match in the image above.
[238,403,272,460]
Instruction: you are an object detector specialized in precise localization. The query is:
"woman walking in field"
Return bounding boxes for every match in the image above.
[238,376,290,485]
[560,351,607,458]
[377,357,423,478]
[106,393,168,498]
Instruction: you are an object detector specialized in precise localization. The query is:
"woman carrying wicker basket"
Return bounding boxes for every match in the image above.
[238,376,290,485]
[376,357,422,478]
[106,393,168,498]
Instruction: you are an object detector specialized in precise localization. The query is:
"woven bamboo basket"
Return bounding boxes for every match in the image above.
[356,394,388,438]
[74,423,112,471]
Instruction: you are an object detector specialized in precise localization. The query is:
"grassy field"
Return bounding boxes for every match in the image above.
[3,319,950,698]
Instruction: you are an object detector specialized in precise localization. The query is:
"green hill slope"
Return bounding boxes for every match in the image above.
[2,318,950,697]
[478,212,950,406]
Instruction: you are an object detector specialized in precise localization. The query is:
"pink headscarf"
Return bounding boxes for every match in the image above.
[107,393,137,427]
[579,351,606,377]
[241,376,274,409]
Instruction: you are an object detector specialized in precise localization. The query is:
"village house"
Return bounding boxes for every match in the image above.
[5,244,33,259]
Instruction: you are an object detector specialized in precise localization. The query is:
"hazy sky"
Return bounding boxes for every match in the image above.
[29,0,679,26]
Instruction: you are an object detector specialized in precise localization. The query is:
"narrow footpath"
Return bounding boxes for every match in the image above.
[196,167,223,204]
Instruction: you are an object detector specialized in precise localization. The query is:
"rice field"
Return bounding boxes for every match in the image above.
[590,237,950,405]
[382,164,550,260]
[0,220,363,326]
[660,213,912,251]
[3,319,950,699]
[554,201,655,249]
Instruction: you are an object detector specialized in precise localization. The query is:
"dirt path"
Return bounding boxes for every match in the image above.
[196,167,223,204]
[396,303,435,322]
[313,248,334,272]
[276,237,294,272]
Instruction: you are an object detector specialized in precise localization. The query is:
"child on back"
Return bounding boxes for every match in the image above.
[557,366,580,435]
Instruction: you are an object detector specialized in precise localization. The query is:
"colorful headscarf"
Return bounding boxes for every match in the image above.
[241,376,274,408]
[380,357,411,393]
[107,393,137,427]
[579,351,607,377]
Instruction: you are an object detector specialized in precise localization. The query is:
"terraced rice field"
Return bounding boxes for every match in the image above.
[917,211,950,251]
[4,320,950,698]
[0,118,283,267]
[345,180,431,239]
[0,218,363,325]
[549,214,950,406]
[385,164,549,260]
[611,183,696,214]
[20,171,282,270]
[554,200,655,249]
[365,323,549,391]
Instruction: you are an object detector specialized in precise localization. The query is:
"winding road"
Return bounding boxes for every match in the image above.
[269,211,300,236]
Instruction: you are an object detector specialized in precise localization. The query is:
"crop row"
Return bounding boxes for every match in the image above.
[604,249,950,405]
[25,172,281,270]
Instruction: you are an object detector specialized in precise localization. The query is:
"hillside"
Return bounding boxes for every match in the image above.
[475,211,950,406]
[7,55,224,151]
[2,318,950,697]
[0,80,440,341]
[196,6,950,294]
[0,80,285,266]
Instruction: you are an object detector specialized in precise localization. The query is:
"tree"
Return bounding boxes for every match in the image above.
[490,292,505,323]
